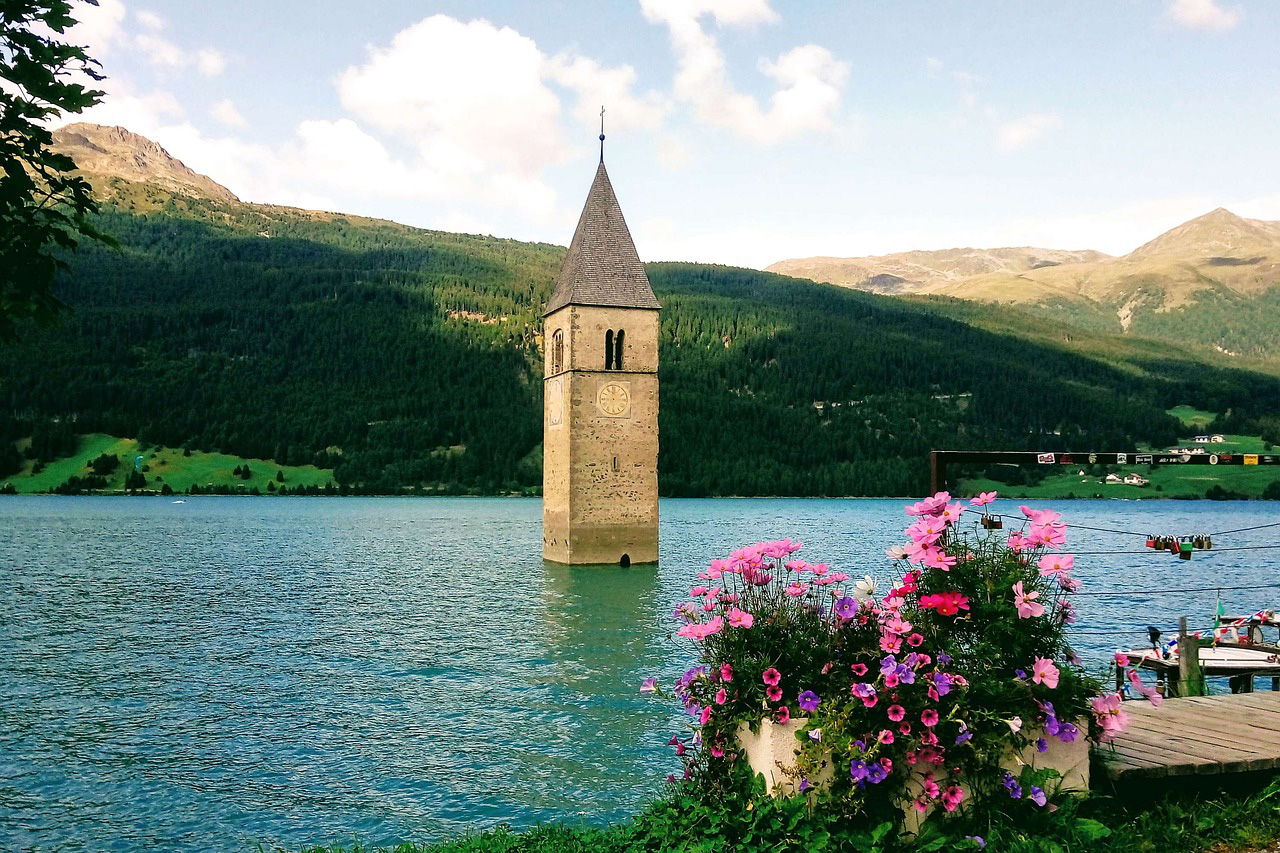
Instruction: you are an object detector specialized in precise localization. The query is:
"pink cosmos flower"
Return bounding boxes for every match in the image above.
[761,539,798,558]
[921,549,958,571]
[785,583,806,597]
[1029,522,1067,549]
[938,502,965,525]
[887,704,906,722]
[1037,553,1075,576]
[970,491,997,507]
[906,517,946,545]
[766,685,783,702]
[921,709,939,727]
[726,608,754,629]
[1012,582,1045,619]
[1091,692,1130,741]
[1113,652,1130,668]
[1006,532,1032,552]
[714,688,727,705]
[690,586,707,597]
[1058,575,1081,593]
[1031,657,1060,689]
[784,559,808,572]
[920,591,970,616]
[762,668,781,686]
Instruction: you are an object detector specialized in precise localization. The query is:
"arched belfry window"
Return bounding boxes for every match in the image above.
[604,330,615,370]
[614,329,624,370]
[551,330,564,374]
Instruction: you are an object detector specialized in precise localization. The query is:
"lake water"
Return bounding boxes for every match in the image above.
[2,496,1278,851]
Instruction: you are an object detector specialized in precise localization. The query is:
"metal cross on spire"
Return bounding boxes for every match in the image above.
[599,105,606,163]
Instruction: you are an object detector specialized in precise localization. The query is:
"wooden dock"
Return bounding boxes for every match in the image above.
[1095,692,1280,781]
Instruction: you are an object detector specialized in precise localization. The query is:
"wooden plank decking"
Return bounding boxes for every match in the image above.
[1095,692,1280,780]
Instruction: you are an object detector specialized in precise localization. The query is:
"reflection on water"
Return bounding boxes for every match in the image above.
[1,496,1278,850]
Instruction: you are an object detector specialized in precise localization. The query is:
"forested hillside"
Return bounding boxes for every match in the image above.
[4,188,1280,496]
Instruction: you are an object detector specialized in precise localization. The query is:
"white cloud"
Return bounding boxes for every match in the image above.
[924,56,943,77]
[133,31,187,69]
[655,133,692,170]
[337,16,569,182]
[196,48,226,77]
[997,113,1061,152]
[1167,0,1241,31]
[544,52,669,135]
[67,0,127,55]
[209,98,247,129]
[640,0,849,144]
[134,9,163,30]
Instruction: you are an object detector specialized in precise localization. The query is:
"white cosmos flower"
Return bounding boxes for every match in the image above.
[853,575,878,602]
[885,545,907,561]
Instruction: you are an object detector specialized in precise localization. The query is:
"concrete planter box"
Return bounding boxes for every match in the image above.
[739,717,1089,829]
[736,717,832,796]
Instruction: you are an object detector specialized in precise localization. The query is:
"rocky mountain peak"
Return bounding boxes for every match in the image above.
[1126,207,1275,259]
[52,122,239,203]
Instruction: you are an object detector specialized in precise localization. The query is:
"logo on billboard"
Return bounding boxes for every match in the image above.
[1037,453,1055,464]
[1116,453,1127,464]
[1136,454,1153,464]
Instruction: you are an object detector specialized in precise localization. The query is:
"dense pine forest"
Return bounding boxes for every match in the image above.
[3,188,1280,496]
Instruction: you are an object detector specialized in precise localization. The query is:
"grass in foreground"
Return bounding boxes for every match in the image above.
[279,773,1280,853]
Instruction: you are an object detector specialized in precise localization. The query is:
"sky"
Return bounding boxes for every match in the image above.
[58,0,1280,268]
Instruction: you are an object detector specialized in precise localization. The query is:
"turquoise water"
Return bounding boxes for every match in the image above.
[1,496,1278,850]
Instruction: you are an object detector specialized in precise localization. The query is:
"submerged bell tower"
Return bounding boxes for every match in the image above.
[542,127,660,565]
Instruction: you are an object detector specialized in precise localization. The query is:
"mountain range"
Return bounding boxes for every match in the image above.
[2,122,1277,497]
[769,208,1280,365]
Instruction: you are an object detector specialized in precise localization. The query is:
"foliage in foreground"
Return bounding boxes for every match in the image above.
[282,772,1280,853]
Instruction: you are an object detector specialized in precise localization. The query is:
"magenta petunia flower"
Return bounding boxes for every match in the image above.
[766,685,783,702]
[921,709,939,727]
[762,667,781,686]
[720,663,733,682]
[887,704,906,722]
[714,688,727,705]
[776,705,790,724]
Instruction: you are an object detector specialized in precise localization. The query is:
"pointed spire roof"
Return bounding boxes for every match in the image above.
[545,161,660,315]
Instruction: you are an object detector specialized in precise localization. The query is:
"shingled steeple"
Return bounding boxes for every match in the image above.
[544,162,661,315]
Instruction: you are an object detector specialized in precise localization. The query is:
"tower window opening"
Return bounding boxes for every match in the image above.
[614,329,624,370]
[605,329,615,370]
[551,330,564,374]
[612,455,619,472]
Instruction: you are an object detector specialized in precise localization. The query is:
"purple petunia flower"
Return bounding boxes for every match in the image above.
[1036,738,1048,753]
[798,690,820,712]
[955,731,973,745]
[965,838,986,850]
[833,597,857,620]
[1029,786,1046,807]
[865,763,888,785]
[850,760,869,787]
[798,779,811,792]
[1057,722,1080,743]
[933,672,952,697]
[937,652,952,665]
[640,677,658,693]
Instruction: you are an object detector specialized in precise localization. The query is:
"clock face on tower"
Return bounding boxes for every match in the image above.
[597,381,631,417]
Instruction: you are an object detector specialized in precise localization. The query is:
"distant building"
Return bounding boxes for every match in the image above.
[1211,433,1226,443]
[1194,435,1211,443]
[1104,473,1123,484]
[1123,473,1149,486]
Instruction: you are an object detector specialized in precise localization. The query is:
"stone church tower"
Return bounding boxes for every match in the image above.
[542,155,660,566]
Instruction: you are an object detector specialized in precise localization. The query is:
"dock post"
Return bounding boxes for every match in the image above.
[1178,616,1206,697]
